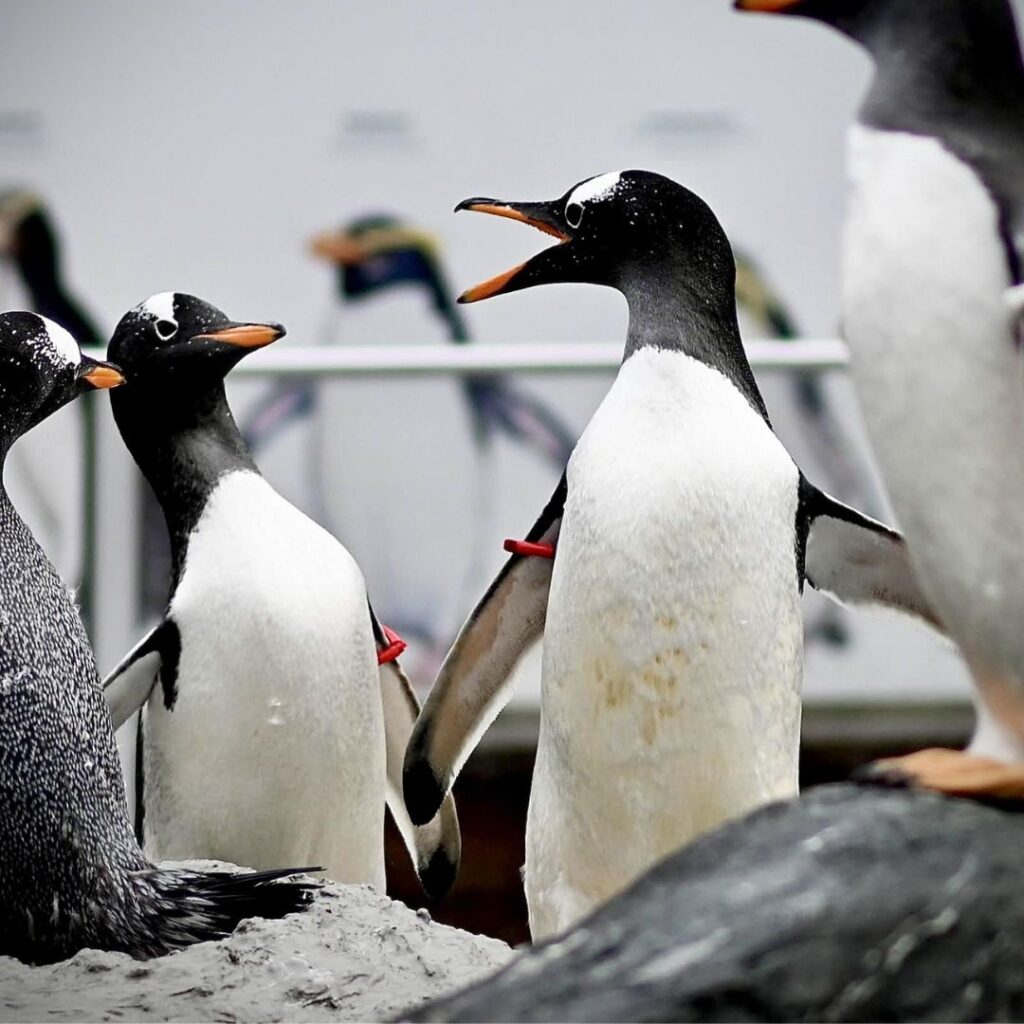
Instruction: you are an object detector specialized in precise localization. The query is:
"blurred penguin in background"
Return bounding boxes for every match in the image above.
[737,0,1024,795]
[735,250,883,650]
[241,216,578,682]
[0,189,105,628]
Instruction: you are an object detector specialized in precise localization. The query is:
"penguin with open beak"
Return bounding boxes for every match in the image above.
[737,0,1024,800]
[404,170,942,939]
[101,292,459,900]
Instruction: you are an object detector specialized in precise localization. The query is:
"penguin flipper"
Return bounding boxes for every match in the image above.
[403,474,566,827]
[102,619,180,731]
[370,603,462,899]
[803,484,943,630]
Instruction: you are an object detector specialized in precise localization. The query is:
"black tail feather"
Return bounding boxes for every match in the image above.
[128,865,321,959]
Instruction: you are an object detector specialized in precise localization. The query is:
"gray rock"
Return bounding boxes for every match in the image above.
[0,871,511,1023]
[405,784,1024,1022]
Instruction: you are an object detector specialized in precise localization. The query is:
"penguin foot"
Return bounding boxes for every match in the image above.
[855,747,1024,802]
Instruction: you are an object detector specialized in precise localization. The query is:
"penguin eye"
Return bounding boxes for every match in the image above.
[155,319,178,340]
[565,201,584,229]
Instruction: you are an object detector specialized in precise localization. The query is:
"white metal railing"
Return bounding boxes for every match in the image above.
[80,339,850,377]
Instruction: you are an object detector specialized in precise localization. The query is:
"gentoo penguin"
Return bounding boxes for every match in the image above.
[101,293,459,898]
[0,311,314,965]
[403,170,942,939]
[737,0,1024,796]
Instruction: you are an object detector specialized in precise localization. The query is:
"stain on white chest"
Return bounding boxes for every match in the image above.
[144,470,386,886]
[525,348,804,938]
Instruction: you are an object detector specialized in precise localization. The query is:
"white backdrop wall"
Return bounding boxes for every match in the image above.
[0,0,868,340]
[1,0,1002,703]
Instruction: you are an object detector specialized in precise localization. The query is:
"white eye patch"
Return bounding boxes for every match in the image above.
[38,317,81,366]
[139,292,178,339]
[567,171,623,210]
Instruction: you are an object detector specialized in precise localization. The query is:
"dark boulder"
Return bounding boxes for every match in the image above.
[404,784,1024,1022]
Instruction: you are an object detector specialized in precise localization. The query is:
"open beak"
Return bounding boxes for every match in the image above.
[79,357,125,390]
[734,0,802,11]
[193,321,286,349]
[455,198,571,303]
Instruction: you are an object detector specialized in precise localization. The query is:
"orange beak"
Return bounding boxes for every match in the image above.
[81,363,125,389]
[455,199,571,304]
[458,202,570,243]
[459,261,530,304]
[193,323,285,349]
[309,231,369,265]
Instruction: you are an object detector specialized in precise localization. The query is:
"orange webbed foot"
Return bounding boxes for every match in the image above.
[856,747,1024,802]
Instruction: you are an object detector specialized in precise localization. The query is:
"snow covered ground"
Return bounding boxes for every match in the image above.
[0,870,511,1024]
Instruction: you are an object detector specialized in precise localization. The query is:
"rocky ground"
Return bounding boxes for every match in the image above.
[408,785,1024,1023]
[0,871,512,1023]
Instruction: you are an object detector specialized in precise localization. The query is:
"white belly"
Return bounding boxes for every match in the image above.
[525,348,803,939]
[142,470,386,888]
[843,125,1024,741]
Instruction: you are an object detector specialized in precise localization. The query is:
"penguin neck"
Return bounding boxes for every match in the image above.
[859,10,1024,131]
[0,478,45,570]
[622,273,770,425]
[113,381,257,577]
[0,481,21,533]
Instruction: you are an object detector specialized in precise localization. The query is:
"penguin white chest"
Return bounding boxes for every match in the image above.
[144,470,386,887]
[526,348,803,938]
[843,125,1024,688]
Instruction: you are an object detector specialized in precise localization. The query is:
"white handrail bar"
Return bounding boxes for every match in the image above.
[80,339,849,377]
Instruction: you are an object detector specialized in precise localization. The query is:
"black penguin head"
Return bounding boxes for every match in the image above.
[735,0,879,35]
[455,170,735,305]
[734,0,1022,68]
[0,311,122,444]
[108,292,285,389]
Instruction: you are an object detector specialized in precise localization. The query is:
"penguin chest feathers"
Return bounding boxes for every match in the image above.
[145,469,385,881]
[843,123,1014,352]
[842,124,1024,670]
[169,470,378,696]
[542,347,803,793]
[525,349,803,934]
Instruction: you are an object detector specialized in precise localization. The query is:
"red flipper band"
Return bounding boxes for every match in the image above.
[504,538,556,559]
[377,625,407,665]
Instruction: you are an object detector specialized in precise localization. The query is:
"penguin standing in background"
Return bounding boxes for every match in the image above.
[0,190,103,349]
[737,0,1024,796]
[404,171,942,939]
[0,190,107,625]
[308,217,578,652]
[0,311,314,965]
[735,251,882,648]
[102,293,459,898]
[308,216,576,468]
